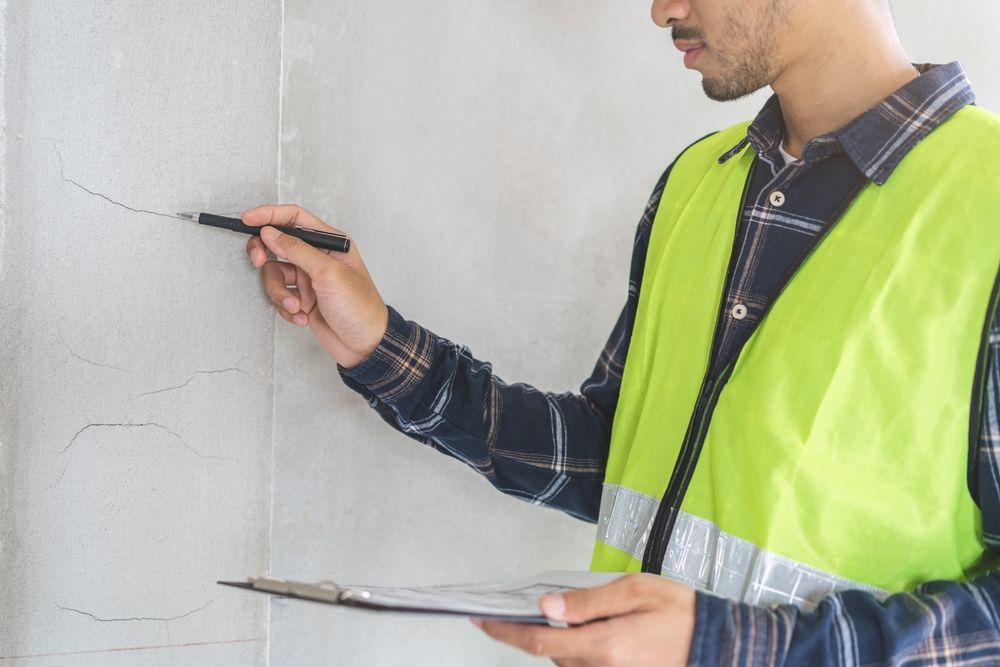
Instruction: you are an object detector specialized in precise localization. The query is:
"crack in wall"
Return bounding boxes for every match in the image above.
[59,334,130,373]
[61,422,201,458]
[58,599,213,623]
[65,179,177,219]
[53,461,70,488]
[21,134,177,219]
[131,368,250,400]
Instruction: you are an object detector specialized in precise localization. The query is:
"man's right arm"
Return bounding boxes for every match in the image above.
[337,306,612,522]
[336,168,670,523]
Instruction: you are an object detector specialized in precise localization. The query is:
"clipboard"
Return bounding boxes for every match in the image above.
[219,570,624,625]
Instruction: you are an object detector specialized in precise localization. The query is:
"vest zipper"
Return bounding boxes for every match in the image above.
[639,162,754,573]
[640,167,865,575]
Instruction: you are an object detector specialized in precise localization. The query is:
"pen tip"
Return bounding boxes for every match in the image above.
[177,212,198,220]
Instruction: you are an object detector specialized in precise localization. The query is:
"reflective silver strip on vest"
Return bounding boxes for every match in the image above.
[597,483,888,611]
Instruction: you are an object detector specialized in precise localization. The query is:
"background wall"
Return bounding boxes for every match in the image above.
[271,1,1000,666]
[0,1,280,664]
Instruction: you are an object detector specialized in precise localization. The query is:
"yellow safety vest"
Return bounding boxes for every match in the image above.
[591,106,1000,610]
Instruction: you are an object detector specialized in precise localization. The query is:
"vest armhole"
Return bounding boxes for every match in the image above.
[968,264,1000,508]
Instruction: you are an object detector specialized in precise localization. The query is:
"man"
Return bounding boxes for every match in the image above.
[243,0,1000,664]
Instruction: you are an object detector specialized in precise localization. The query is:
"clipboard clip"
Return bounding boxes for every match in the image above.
[245,576,372,603]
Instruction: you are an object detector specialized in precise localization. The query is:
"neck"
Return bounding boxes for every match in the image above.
[773,7,917,157]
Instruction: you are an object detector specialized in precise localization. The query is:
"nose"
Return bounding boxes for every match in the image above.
[650,0,691,28]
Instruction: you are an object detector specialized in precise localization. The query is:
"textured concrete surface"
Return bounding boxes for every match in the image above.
[270,2,764,665]
[0,1,280,664]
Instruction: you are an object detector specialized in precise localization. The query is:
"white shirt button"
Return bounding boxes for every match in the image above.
[731,304,748,320]
[769,190,786,207]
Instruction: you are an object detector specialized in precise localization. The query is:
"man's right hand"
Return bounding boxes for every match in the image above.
[243,204,389,369]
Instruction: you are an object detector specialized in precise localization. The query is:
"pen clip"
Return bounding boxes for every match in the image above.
[292,226,345,239]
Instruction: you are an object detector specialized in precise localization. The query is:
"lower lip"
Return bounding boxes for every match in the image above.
[683,47,704,68]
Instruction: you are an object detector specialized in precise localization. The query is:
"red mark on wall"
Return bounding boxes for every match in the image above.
[0,637,263,661]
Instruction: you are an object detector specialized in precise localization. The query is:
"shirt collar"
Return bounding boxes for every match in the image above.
[717,62,976,185]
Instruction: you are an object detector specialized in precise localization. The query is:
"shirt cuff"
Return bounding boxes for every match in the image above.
[689,592,729,667]
[337,305,438,405]
[688,592,791,667]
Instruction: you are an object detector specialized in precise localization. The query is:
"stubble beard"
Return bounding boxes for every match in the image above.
[700,0,789,102]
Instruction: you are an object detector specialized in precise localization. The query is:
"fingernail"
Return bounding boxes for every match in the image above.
[282,298,296,311]
[261,226,279,242]
[540,594,565,619]
[470,618,483,628]
[293,313,308,326]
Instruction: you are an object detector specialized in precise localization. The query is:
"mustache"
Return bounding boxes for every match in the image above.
[671,25,706,44]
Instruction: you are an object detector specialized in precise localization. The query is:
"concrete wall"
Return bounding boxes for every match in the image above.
[271,1,1000,666]
[0,1,280,664]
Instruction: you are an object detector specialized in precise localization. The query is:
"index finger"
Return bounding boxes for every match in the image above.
[242,204,334,233]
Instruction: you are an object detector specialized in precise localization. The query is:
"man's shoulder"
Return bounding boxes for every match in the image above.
[675,121,753,164]
[913,105,1000,180]
[938,105,1000,147]
[961,104,1000,125]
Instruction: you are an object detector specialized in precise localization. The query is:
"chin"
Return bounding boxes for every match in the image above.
[701,77,767,103]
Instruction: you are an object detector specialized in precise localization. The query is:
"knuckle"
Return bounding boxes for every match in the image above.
[283,234,306,253]
[621,573,645,595]
[593,625,626,664]
[313,266,337,285]
[526,636,548,657]
[261,262,281,284]
[566,592,589,616]
[265,284,289,303]
[599,643,624,665]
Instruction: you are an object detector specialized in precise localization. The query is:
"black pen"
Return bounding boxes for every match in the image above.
[177,212,351,253]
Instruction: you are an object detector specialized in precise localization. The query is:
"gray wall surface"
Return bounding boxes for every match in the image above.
[0,1,280,664]
[271,1,1000,666]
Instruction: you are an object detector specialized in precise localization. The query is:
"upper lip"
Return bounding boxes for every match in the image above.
[673,40,704,53]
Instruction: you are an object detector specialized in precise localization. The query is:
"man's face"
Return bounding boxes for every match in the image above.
[652,0,793,101]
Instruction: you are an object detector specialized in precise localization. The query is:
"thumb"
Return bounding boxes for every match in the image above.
[540,576,647,625]
[259,226,332,277]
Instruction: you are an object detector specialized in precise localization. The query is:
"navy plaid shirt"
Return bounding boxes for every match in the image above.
[341,62,1000,666]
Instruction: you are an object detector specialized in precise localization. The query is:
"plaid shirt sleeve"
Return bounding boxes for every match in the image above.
[690,303,1000,667]
[338,168,673,523]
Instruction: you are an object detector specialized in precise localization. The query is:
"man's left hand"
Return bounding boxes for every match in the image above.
[473,573,696,666]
